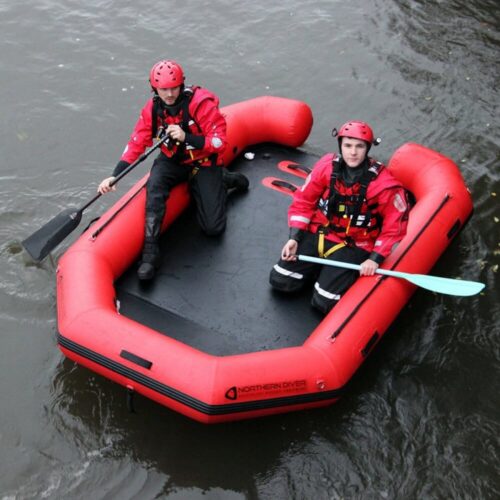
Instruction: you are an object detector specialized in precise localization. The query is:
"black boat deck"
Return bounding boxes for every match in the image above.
[115,144,323,356]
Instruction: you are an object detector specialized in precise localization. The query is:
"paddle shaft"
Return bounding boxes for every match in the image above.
[296,254,485,296]
[297,254,407,278]
[79,134,170,213]
[21,134,171,261]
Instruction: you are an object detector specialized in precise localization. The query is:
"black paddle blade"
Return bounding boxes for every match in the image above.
[22,208,83,262]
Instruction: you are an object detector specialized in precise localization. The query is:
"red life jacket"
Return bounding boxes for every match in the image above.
[120,86,226,167]
[288,153,408,256]
[321,156,383,242]
[152,86,220,166]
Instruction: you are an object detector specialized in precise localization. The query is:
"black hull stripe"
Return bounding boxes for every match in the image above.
[58,333,344,416]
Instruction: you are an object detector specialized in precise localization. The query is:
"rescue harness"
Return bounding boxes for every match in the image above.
[151,87,217,169]
[317,156,383,258]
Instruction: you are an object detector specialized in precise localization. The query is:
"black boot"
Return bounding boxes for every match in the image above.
[137,241,161,280]
[137,214,162,281]
[223,170,249,193]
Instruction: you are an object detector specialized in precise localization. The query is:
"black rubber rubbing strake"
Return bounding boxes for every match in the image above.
[58,333,345,416]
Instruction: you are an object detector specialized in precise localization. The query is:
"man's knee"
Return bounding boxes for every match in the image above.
[194,188,227,236]
[269,264,304,293]
[199,216,226,236]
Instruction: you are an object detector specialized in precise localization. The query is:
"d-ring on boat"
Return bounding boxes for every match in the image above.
[56,96,473,423]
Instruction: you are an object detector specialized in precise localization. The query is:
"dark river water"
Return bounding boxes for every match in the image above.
[1,1,499,498]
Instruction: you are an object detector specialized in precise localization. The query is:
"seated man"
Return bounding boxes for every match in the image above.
[98,59,248,280]
[270,120,409,314]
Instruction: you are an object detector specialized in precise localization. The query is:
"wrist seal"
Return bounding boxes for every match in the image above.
[289,228,304,242]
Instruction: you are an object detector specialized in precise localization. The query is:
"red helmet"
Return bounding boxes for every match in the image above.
[149,60,185,89]
[337,121,374,144]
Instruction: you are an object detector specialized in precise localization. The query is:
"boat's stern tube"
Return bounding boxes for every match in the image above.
[221,96,313,165]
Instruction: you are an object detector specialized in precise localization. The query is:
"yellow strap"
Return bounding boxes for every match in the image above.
[324,241,346,258]
[318,231,346,258]
[345,214,352,235]
[318,231,325,257]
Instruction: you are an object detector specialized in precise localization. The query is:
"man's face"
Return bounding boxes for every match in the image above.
[341,137,368,168]
[157,85,182,105]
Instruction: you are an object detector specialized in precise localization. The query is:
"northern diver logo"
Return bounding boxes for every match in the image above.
[225,386,237,400]
[224,380,307,400]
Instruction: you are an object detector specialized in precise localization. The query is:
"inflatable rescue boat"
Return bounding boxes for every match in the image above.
[56,96,473,423]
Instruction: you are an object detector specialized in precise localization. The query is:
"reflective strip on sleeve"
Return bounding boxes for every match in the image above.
[290,215,311,224]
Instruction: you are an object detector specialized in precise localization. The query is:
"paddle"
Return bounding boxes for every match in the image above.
[296,254,485,297]
[22,134,170,262]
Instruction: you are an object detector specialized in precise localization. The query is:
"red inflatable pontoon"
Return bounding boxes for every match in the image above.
[56,96,473,423]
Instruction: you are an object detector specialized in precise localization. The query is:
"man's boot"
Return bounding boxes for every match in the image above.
[137,240,161,280]
[223,170,249,193]
[137,214,162,280]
